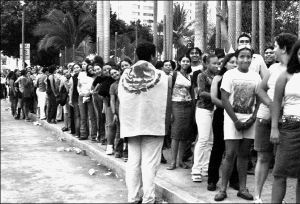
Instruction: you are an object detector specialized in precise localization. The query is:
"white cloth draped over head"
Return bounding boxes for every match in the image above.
[118,60,169,138]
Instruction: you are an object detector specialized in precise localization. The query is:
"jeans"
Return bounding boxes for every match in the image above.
[126,136,164,203]
[103,99,114,144]
[70,100,80,136]
[9,95,18,116]
[78,95,97,138]
[47,93,58,122]
[92,94,105,139]
[56,104,63,121]
[192,108,213,175]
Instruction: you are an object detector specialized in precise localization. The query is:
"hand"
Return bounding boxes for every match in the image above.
[270,128,280,144]
[170,114,174,123]
[113,114,118,123]
[242,117,256,130]
[234,120,244,131]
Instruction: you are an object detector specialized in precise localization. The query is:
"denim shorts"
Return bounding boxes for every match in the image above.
[254,118,273,152]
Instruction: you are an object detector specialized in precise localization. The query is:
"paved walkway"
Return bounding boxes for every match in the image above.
[1,100,127,203]
[2,100,296,203]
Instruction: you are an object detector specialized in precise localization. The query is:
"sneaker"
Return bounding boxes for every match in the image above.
[106,145,113,155]
[237,189,253,200]
[254,196,263,204]
[207,182,217,191]
[214,190,227,201]
[61,127,69,131]
[191,174,202,182]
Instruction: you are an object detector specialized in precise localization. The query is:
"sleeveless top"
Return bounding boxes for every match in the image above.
[172,71,192,102]
[283,72,300,117]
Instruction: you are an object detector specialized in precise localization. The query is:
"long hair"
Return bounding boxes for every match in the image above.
[219,53,236,76]
[176,54,192,74]
[287,40,300,74]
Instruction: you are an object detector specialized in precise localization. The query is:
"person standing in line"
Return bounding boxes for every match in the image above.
[191,54,219,182]
[182,47,204,163]
[35,67,48,120]
[214,45,261,201]
[46,65,59,124]
[109,66,122,158]
[118,42,170,203]
[167,54,194,170]
[254,33,298,203]
[61,69,72,132]
[270,40,300,204]
[69,63,81,138]
[207,53,240,191]
[7,71,18,117]
[77,63,97,141]
[264,45,277,68]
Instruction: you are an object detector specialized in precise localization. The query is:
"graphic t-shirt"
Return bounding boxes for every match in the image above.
[172,71,192,102]
[221,68,261,121]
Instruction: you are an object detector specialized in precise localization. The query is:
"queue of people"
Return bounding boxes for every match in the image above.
[4,32,300,204]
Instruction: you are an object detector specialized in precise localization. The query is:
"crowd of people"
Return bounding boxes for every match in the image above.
[2,32,300,204]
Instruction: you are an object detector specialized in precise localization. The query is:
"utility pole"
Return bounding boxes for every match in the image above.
[21,3,25,69]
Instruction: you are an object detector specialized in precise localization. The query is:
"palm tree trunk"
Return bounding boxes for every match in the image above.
[216,0,221,48]
[195,1,206,51]
[235,1,242,43]
[251,1,257,52]
[103,0,110,63]
[271,1,276,41]
[163,15,167,60]
[168,1,173,60]
[228,1,236,49]
[259,0,265,55]
[153,0,158,57]
[203,1,208,51]
[96,1,104,57]
[298,1,300,38]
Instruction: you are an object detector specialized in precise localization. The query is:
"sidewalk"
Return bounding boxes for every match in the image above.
[23,105,296,203]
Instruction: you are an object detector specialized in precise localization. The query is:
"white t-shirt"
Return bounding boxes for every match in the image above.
[221,68,261,122]
[257,63,286,120]
[191,64,204,75]
[249,54,268,78]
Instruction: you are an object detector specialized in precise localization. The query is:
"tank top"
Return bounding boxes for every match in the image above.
[283,72,300,117]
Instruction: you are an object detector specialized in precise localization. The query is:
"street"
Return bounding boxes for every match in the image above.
[0,100,127,203]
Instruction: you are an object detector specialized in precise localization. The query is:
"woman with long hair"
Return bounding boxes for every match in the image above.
[270,40,300,203]
[167,54,194,170]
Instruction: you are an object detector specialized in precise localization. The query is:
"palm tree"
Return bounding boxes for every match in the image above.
[103,1,110,63]
[259,1,265,55]
[96,1,104,56]
[173,3,194,60]
[251,1,257,52]
[163,1,173,60]
[271,1,276,41]
[215,0,221,48]
[228,1,236,49]
[195,1,207,51]
[235,1,242,43]
[33,9,95,63]
[153,0,158,57]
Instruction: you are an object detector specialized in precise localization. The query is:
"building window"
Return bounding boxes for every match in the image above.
[143,13,153,16]
[143,6,153,10]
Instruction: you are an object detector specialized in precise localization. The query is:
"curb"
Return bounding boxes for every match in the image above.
[28,113,191,203]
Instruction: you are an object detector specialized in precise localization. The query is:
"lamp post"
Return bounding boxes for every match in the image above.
[20,1,25,69]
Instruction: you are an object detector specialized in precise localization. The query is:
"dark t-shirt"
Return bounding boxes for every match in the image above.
[196,71,214,111]
[97,76,115,98]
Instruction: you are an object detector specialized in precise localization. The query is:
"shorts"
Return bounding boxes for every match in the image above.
[224,113,255,140]
[254,118,273,152]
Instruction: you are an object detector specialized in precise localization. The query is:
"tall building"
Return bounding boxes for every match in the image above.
[111,1,154,26]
